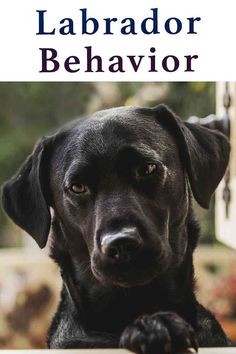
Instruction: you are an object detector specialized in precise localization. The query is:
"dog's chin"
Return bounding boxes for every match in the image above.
[91,266,159,288]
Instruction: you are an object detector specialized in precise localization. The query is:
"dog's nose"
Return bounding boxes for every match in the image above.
[100,227,141,262]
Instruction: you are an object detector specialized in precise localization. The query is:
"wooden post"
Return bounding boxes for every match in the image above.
[215,82,236,249]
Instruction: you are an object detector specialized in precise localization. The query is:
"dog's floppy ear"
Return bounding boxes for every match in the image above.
[1,137,52,248]
[154,104,230,209]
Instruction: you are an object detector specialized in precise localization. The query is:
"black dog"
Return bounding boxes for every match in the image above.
[2,105,232,353]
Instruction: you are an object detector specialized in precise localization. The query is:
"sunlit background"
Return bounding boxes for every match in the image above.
[0,82,235,348]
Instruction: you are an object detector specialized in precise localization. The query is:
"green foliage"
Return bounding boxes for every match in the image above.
[162,82,215,119]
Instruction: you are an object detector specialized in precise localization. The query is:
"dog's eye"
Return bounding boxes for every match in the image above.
[70,184,88,194]
[136,163,157,178]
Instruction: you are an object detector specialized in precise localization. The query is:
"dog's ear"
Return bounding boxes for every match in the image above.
[1,137,52,248]
[154,104,230,209]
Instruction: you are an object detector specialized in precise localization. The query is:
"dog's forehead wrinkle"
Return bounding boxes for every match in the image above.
[63,160,83,183]
[135,143,161,160]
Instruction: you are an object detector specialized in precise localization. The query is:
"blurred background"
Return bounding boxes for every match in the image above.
[0,82,235,348]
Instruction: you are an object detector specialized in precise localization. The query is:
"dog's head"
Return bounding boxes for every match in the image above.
[2,105,230,287]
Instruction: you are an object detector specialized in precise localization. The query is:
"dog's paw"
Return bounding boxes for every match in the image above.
[119,311,198,354]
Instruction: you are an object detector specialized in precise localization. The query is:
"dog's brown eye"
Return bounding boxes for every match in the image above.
[136,163,157,178]
[70,184,88,194]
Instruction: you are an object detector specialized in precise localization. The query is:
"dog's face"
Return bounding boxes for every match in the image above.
[2,105,230,287]
[49,107,188,287]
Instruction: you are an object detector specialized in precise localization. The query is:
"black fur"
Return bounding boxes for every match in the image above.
[1,105,232,353]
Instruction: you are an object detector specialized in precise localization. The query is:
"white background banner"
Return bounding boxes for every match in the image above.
[0,0,235,81]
